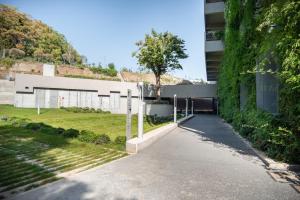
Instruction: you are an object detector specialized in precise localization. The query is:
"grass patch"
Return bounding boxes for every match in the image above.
[0,105,171,140]
[0,105,172,197]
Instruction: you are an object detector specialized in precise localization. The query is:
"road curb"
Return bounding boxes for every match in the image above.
[126,114,194,154]
[222,120,300,172]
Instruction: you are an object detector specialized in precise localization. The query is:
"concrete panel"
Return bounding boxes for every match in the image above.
[161,84,217,98]
[240,83,248,110]
[205,40,224,52]
[58,90,70,108]
[49,90,58,108]
[69,91,78,107]
[145,104,173,117]
[15,74,140,97]
[0,80,14,104]
[21,93,36,108]
[35,89,45,108]
[205,1,225,14]
[91,93,99,109]
[256,72,279,114]
[100,97,110,111]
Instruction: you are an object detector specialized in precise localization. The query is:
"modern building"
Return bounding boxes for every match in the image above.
[204,0,225,82]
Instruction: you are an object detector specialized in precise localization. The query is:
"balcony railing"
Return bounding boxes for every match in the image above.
[206,31,218,41]
[206,31,224,41]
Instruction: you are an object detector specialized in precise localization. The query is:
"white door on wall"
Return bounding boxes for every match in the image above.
[110,92,120,113]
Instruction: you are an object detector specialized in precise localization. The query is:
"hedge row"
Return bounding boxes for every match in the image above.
[4,117,126,146]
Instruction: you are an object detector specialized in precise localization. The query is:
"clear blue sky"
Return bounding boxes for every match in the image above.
[1,0,207,80]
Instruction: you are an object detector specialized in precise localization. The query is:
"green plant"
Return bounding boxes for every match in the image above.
[78,130,98,143]
[114,136,126,145]
[25,123,43,131]
[133,29,188,100]
[55,127,65,135]
[95,134,111,145]
[214,30,225,41]
[63,128,80,138]
[0,58,15,69]
[218,0,300,163]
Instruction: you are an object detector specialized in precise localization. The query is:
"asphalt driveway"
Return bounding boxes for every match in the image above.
[13,115,300,200]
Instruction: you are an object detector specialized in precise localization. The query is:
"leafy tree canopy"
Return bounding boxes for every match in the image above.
[0,4,82,65]
[133,29,188,99]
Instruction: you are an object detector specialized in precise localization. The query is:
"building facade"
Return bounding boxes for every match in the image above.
[204,0,225,82]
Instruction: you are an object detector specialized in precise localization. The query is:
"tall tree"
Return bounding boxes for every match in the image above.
[133,30,188,100]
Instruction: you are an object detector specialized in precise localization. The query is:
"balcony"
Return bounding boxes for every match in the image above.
[205,1,224,15]
[205,40,224,52]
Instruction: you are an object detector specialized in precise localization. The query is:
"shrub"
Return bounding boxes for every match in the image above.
[9,48,25,58]
[26,123,43,131]
[0,58,15,69]
[63,128,80,138]
[61,107,111,114]
[55,127,65,135]
[78,130,98,143]
[239,124,255,137]
[114,136,126,145]
[95,134,111,145]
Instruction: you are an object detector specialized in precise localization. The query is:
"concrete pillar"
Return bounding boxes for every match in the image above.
[192,100,194,115]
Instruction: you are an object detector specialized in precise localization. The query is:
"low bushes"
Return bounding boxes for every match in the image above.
[114,136,126,145]
[230,110,300,164]
[95,134,111,145]
[3,117,130,148]
[63,128,80,138]
[61,107,110,114]
[78,130,98,143]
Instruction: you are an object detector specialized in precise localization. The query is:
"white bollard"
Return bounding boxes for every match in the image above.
[185,98,188,117]
[174,94,177,123]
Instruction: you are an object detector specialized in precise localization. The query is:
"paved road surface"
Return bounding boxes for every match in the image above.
[13,115,300,200]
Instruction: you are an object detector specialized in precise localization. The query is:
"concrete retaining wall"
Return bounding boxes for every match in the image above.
[145,104,173,116]
[126,114,194,154]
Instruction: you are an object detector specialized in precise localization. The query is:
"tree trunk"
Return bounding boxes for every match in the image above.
[155,74,161,101]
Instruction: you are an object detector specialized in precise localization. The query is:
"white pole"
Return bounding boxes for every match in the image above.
[192,100,194,115]
[138,82,144,139]
[174,94,177,123]
[185,97,188,117]
[37,90,40,115]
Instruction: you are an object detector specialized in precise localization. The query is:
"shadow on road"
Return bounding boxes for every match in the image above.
[178,114,258,158]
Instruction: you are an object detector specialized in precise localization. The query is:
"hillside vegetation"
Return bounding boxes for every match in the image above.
[0,4,82,65]
[218,0,300,163]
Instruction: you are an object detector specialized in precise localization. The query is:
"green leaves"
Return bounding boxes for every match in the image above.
[219,0,300,163]
[0,5,82,65]
[133,29,188,99]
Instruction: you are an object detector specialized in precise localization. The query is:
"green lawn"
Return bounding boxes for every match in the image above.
[0,105,170,139]
[0,105,171,198]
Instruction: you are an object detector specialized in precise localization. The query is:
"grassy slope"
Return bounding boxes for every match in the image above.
[0,105,170,139]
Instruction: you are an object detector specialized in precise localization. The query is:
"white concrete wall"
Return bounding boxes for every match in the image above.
[145,104,173,117]
[0,80,14,104]
[205,1,225,14]
[205,40,224,52]
[15,88,141,115]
